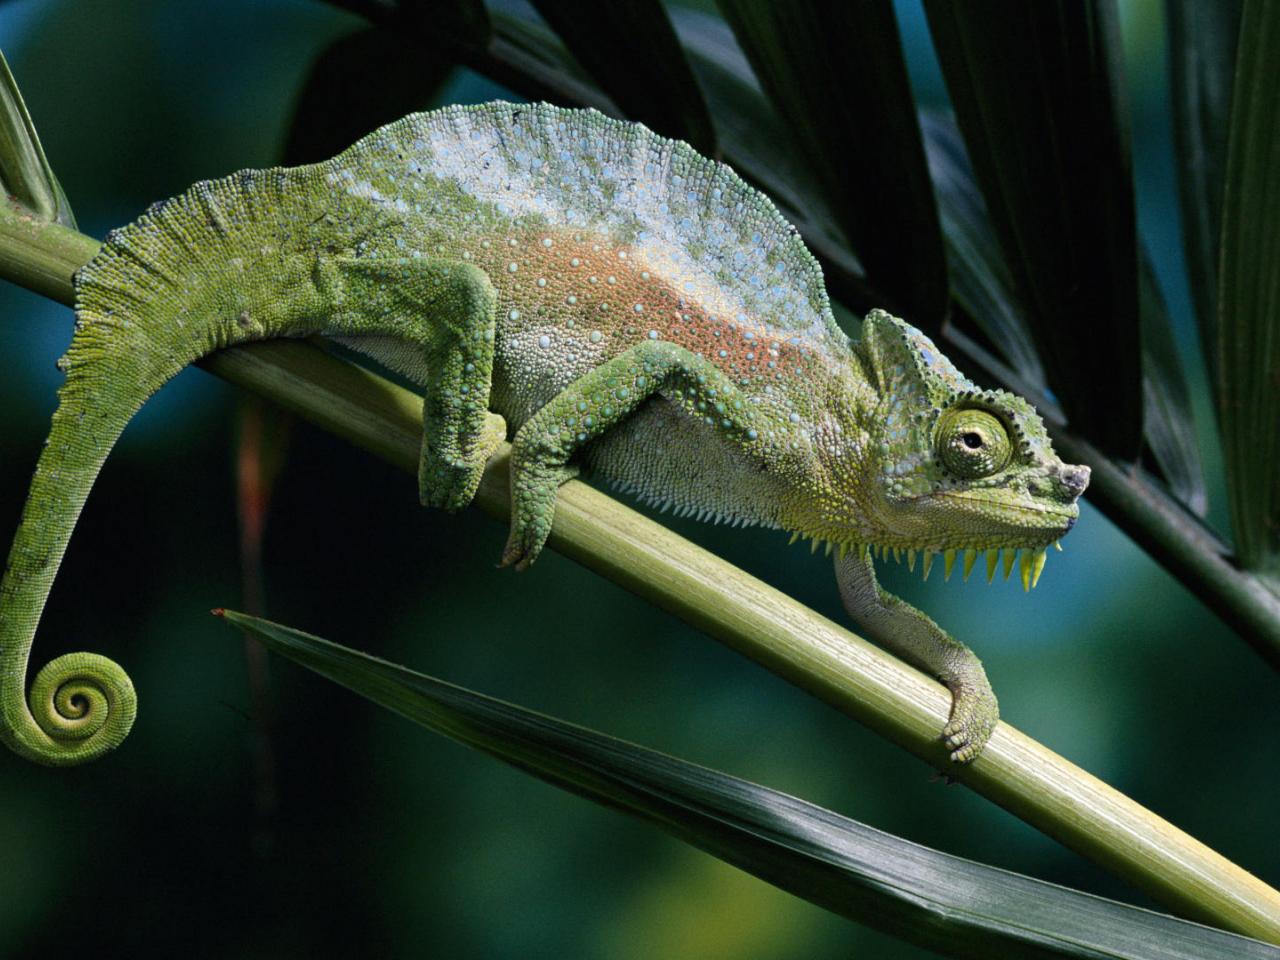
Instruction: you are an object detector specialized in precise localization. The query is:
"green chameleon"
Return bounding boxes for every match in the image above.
[0,102,1088,768]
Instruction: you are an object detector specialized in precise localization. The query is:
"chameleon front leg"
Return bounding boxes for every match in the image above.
[329,257,507,509]
[834,547,998,763]
[500,340,758,569]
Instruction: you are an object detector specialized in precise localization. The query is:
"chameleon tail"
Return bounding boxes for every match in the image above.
[0,171,323,765]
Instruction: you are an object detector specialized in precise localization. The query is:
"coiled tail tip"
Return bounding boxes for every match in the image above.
[3,652,137,767]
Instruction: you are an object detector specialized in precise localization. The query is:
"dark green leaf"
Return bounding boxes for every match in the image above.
[1138,253,1208,516]
[0,51,75,227]
[1218,0,1280,580]
[716,0,949,328]
[219,609,1280,960]
[920,110,1045,387]
[1166,0,1242,390]
[282,26,457,165]
[527,0,716,154]
[469,4,613,113]
[922,1,1142,458]
[396,0,490,49]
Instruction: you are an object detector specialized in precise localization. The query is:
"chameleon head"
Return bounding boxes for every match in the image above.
[820,310,1089,587]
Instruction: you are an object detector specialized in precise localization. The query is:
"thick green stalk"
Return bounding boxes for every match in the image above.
[2,207,1279,942]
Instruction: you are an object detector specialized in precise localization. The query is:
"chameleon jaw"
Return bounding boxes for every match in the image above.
[788,533,1061,591]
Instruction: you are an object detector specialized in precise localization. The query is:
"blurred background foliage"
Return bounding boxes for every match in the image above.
[0,0,1277,957]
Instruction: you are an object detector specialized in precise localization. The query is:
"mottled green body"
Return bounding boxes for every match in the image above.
[0,103,1087,768]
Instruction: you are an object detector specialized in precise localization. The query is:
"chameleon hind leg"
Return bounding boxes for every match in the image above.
[833,547,998,764]
[330,257,506,510]
[500,340,760,569]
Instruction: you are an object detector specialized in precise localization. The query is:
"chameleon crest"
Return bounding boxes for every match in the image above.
[0,103,1087,768]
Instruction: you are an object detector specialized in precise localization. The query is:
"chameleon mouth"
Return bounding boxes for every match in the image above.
[932,491,1080,525]
[788,534,1062,591]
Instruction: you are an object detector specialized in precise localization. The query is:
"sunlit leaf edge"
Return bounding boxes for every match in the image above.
[0,52,76,228]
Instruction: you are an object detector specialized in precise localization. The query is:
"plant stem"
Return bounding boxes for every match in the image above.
[3,207,1280,943]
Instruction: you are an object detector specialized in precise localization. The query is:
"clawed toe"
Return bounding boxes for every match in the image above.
[498,523,546,571]
[501,453,573,574]
[498,540,533,571]
[420,413,507,511]
[422,464,484,511]
[939,685,998,764]
[943,727,975,763]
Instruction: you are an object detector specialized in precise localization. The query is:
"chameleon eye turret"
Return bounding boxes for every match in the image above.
[0,103,1086,767]
[936,408,1012,478]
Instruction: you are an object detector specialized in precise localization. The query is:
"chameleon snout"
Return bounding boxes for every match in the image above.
[1064,464,1090,496]
[1054,463,1090,499]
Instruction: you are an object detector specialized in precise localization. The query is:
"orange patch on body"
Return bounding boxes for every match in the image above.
[473,227,804,388]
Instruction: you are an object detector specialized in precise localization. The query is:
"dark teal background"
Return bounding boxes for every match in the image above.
[0,1,1275,957]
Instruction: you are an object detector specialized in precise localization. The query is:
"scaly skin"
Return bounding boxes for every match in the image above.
[0,102,1088,767]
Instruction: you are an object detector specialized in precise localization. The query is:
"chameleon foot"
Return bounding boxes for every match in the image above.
[498,530,540,571]
[834,549,1000,764]
[499,455,577,571]
[420,411,507,512]
[940,679,999,763]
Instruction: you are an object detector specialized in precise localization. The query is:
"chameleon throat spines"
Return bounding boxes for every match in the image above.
[0,102,1088,767]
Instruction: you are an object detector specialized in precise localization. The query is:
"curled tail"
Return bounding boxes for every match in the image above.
[0,168,328,765]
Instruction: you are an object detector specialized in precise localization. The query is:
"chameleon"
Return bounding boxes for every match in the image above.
[0,101,1088,768]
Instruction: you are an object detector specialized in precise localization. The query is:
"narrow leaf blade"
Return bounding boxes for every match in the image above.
[0,52,75,227]
[923,1,1142,457]
[282,26,457,165]
[217,609,1280,960]
[1166,0,1243,385]
[920,110,1046,387]
[717,0,948,327]
[396,0,491,49]
[1138,252,1208,515]
[528,0,716,154]
[1218,0,1280,580]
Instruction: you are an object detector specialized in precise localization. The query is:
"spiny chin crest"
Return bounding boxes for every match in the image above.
[785,530,1063,592]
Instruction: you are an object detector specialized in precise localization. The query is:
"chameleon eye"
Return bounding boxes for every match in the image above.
[936,408,1012,478]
